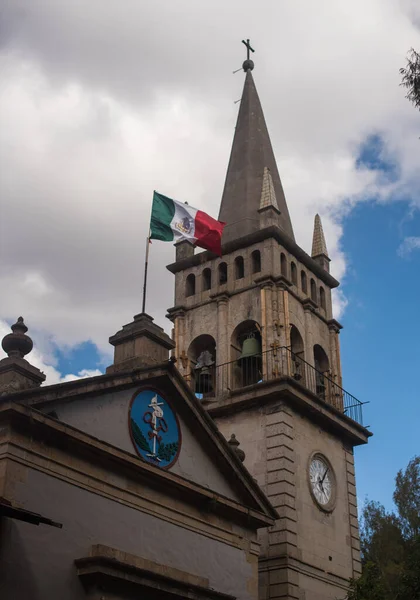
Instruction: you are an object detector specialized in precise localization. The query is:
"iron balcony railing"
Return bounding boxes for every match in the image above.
[191,345,365,427]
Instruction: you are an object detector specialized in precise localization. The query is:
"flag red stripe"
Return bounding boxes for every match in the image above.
[194,211,225,256]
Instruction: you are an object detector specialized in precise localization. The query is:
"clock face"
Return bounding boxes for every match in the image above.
[309,454,335,510]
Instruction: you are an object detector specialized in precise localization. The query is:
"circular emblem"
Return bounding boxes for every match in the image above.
[129,389,181,469]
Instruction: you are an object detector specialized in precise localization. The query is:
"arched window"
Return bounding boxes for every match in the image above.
[281,253,287,278]
[188,334,216,399]
[290,324,305,382]
[202,268,211,291]
[310,279,317,303]
[231,320,262,388]
[235,256,245,279]
[301,270,307,294]
[251,250,261,274]
[218,262,227,285]
[186,273,195,297]
[320,286,326,310]
[314,344,330,400]
[291,262,297,285]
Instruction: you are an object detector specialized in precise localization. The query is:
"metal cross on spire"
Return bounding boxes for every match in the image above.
[241,38,255,72]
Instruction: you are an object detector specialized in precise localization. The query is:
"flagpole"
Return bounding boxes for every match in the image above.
[142,232,151,314]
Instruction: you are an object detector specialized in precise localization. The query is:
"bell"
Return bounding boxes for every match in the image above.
[239,334,261,360]
[238,334,262,387]
[195,366,213,394]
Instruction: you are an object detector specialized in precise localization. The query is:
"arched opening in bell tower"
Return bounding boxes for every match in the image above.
[320,286,326,310]
[202,268,212,291]
[235,256,245,279]
[230,320,262,389]
[281,253,288,278]
[290,325,305,382]
[218,262,228,285]
[188,334,216,399]
[186,274,196,297]
[301,270,307,294]
[251,250,261,274]
[310,278,317,303]
[313,344,330,400]
[291,261,297,285]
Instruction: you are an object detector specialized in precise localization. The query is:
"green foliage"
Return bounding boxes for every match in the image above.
[398,535,420,599]
[394,456,420,539]
[347,562,385,600]
[345,455,420,600]
[157,441,179,462]
[400,48,420,111]
[131,418,151,453]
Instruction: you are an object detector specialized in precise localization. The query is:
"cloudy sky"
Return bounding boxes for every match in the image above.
[1,0,420,506]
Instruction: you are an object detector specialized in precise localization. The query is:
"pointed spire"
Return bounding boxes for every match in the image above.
[311,214,329,258]
[259,167,279,210]
[218,70,295,244]
[311,214,330,272]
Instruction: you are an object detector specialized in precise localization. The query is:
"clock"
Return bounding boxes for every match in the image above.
[308,453,336,511]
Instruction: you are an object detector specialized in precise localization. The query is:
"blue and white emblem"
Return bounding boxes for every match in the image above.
[129,389,181,469]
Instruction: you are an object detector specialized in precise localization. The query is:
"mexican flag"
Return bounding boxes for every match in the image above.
[150,191,225,256]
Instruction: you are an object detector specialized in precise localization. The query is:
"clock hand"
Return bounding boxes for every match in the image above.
[320,468,329,485]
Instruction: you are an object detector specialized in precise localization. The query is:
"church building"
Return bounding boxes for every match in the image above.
[0,52,370,600]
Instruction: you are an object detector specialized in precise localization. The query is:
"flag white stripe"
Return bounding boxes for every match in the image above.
[169,199,198,243]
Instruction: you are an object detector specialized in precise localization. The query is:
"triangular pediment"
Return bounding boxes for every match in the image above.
[10,364,276,521]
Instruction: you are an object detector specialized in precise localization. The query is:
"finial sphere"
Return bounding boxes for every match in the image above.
[2,317,33,358]
[228,433,246,462]
[242,59,254,72]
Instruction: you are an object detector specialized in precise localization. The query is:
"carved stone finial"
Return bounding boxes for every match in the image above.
[228,433,246,462]
[2,317,33,359]
[0,317,46,394]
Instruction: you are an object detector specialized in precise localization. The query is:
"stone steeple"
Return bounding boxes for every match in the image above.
[0,317,45,395]
[311,214,330,272]
[218,69,294,244]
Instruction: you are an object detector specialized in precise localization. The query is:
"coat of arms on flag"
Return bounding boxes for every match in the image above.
[129,388,181,469]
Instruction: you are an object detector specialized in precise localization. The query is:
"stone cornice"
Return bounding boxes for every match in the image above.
[302,298,317,312]
[208,378,371,447]
[328,318,343,332]
[76,545,237,600]
[209,291,231,304]
[166,306,187,320]
[254,275,277,288]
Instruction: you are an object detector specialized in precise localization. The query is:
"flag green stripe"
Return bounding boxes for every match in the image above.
[150,192,176,241]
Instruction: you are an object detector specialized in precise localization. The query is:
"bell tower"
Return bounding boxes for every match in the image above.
[166,52,370,600]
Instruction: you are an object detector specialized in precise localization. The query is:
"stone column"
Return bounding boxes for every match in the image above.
[344,446,362,578]
[215,294,229,396]
[275,283,289,375]
[259,279,275,381]
[328,319,343,408]
[302,300,315,366]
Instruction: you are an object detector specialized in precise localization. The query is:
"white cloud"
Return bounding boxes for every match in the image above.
[0,0,419,367]
[397,236,420,257]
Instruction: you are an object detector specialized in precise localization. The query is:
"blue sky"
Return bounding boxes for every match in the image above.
[342,137,420,511]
